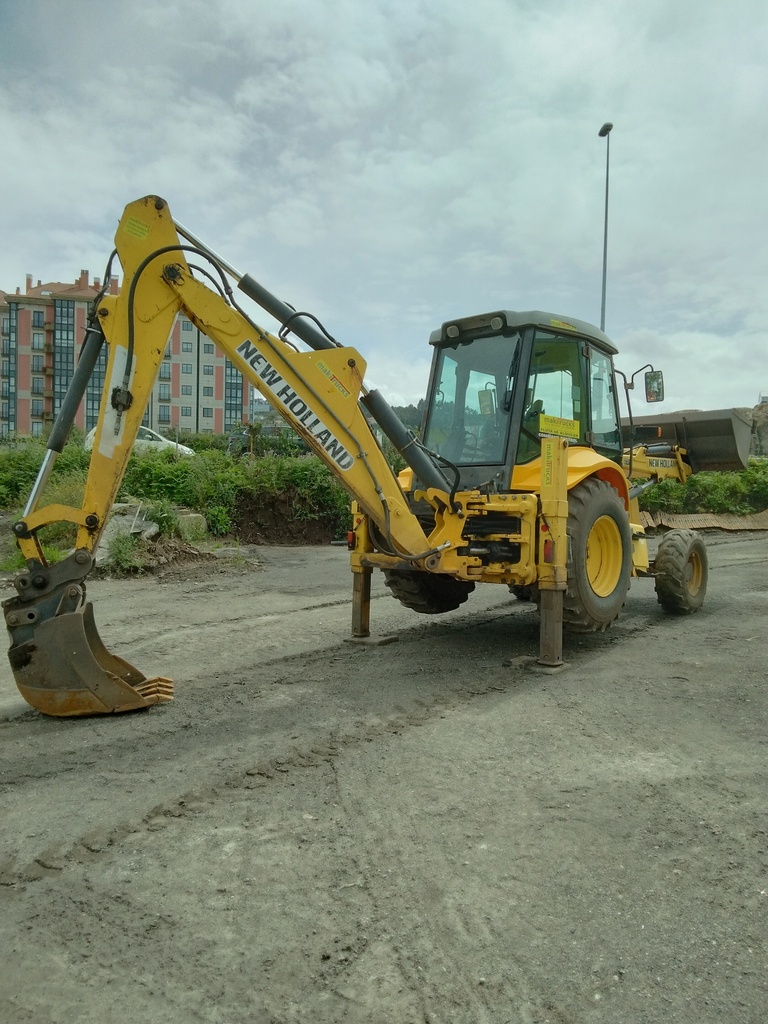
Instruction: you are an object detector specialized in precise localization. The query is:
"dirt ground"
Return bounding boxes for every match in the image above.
[0,532,766,1024]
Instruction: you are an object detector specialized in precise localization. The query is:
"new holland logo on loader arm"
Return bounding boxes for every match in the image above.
[2,196,752,717]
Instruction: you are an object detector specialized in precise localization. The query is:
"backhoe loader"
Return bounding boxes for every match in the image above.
[3,196,751,716]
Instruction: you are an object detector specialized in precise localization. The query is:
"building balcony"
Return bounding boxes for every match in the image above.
[44,366,54,376]
[44,322,55,331]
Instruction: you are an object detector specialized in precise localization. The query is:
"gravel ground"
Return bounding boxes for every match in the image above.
[0,533,766,1023]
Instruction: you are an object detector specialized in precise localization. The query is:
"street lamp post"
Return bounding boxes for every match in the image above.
[598,121,613,332]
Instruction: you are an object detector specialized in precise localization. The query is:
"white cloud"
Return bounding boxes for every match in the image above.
[0,0,766,411]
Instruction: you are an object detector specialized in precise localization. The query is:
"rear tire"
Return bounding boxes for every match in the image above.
[563,477,632,632]
[654,529,708,614]
[384,570,475,614]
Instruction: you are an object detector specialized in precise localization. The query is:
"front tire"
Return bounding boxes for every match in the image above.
[654,529,708,614]
[563,478,632,632]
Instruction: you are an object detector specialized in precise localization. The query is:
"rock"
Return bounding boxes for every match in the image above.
[93,504,160,566]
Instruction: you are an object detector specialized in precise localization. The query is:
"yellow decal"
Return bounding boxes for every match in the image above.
[124,216,151,241]
[317,360,351,398]
[549,318,577,332]
[539,414,580,440]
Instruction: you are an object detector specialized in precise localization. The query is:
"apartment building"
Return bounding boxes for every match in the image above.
[0,271,254,438]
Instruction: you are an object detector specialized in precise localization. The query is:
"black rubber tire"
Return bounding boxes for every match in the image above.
[383,570,475,614]
[654,529,708,614]
[563,477,633,632]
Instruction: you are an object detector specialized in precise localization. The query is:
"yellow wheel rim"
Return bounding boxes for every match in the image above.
[686,549,704,596]
[585,515,623,597]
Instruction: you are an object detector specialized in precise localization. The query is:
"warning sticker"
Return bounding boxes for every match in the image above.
[539,414,580,440]
[124,217,151,241]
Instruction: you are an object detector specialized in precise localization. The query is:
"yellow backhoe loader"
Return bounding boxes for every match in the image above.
[3,196,752,716]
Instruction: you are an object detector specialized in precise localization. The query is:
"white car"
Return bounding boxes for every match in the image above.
[84,425,195,457]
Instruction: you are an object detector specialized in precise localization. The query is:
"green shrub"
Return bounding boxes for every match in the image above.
[119,449,192,504]
[743,459,768,510]
[240,455,350,538]
[0,543,64,573]
[182,449,249,520]
[143,498,180,537]
[205,505,232,536]
[0,440,46,508]
[181,432,229,454]
[640,463,768,516]
[639,478,686,514]
[106,533,144,573]
[51,442,91,478]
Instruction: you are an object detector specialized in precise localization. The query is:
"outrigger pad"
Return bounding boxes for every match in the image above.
[8,601,173,717]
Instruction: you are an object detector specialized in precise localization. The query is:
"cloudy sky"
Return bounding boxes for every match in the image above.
[1,0,765,412]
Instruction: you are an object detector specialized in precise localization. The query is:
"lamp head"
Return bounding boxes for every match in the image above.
[599,122,614,137]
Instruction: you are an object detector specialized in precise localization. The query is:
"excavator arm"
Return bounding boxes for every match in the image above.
[4,196,446,716]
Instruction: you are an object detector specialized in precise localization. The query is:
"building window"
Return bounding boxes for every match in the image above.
[181,406,192,417]
[164,345,171,359]
[31,377,44,394]
[158,405,171,423]
[181,341,193,352]
[158,384,171,401]
[32,333,45,350]
[31,399,44,417]
[202,386,213,397]
[181,320,193,331]
[31,355,44,373]
[224,359,244,433]
[203,343,214,354]
[1,401,8,419]
[158,363,172,380]
[1,382,8,398]
[53,299,75,417]
[203,364,214,375]
[32,310,45,328]
[181,363,193,374]
[1,318,8,334]
[31,421,43,437]
[181,384,192,395]
[202,407,213,418]
[85,339,108,432]
[1,360,8,377]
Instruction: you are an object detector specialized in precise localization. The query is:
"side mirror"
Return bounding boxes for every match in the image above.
[645,370,664,403]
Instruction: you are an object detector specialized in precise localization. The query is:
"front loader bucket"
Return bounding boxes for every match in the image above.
[7,599,173,717]
[622,408,752,472]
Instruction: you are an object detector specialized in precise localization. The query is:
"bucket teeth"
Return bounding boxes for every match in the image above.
[134,677,175,703]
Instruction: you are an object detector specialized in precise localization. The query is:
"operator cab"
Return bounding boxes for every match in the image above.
[421,310,622,491]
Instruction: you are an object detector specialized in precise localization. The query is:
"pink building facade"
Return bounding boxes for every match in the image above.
[0,271,253,439]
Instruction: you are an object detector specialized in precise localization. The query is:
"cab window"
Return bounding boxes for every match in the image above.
[424,332,520,464]
[589,349,621,455]
[516,333,587,464]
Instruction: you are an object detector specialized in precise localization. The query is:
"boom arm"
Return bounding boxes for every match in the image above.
[3,195,446,716]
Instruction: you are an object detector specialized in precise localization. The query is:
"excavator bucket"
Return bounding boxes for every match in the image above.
[4,553,173,717]
[622,408,752,473]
